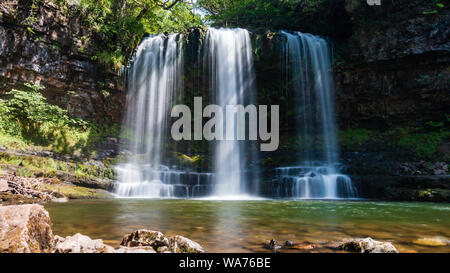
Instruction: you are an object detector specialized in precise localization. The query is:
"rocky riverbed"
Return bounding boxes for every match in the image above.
[1,203,408,253]
[0,204,207,253]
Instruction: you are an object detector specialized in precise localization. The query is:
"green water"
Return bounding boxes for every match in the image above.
[45,199,450,253]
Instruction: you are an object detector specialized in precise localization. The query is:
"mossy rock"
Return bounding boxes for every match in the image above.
[40,183,112,199]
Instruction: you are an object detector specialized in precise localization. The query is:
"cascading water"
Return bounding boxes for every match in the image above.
[115,34,183,198]
[204,28,259,198]
[277,31,357,199]
[116,34,214,198]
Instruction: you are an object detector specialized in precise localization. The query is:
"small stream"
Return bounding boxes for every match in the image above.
[45,199,450,253]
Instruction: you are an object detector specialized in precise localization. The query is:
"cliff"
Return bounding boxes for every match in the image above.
[0,0,124,123]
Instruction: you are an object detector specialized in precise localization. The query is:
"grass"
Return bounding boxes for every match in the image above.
[40,183,112,199]
[0,152,115,181]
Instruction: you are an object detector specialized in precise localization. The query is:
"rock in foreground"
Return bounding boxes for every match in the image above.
[170,235,207,253]
[0,204,54,253]
[121,229,207,253]
[121,229,170,249]
[338,237,398,253]
[54,233,115,253]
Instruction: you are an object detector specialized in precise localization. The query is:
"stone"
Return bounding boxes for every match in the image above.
[339,238,398,253]
[170,235,207,253]
[121,229,170,249]
[285,240,294,246]
[265,239,281,252]
[54,233,115,253]
[0,204,54,253]
[156,246,171,253]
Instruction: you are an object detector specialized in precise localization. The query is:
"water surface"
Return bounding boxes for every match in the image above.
[45,199,450,253]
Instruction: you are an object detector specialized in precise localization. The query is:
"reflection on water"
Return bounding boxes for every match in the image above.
[45,200,450,253]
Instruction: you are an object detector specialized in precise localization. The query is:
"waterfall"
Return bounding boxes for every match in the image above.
[278,31,357,199]
[115,34,191,198]
[204,28,259,198]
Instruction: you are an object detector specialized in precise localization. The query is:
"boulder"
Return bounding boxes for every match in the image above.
[54,233,115,253]
[339,238,398,253]
[0,204,54,253]
[170,235,207,253]
[121,229,170,249]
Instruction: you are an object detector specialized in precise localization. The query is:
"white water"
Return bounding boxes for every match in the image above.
[280,31,357,198]
[116,34,189,198]
[204,28,259,197]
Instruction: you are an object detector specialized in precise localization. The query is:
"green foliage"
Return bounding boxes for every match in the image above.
[340,122,450,160]
[197,0,328,29]
[339,129,374,147]
[387,127,449,159]
[0,83,119,156]
[0,152,115,180]
[66,0,201,70]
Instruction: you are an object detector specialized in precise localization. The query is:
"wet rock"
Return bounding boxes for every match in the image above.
[339,238,398,253]
[0,204,54,253]
[121,229,170,249]
[265,239,281,252]
[170,235,207,253]
[54,233,115,253]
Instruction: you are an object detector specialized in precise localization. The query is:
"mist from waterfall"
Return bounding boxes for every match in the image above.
[278,31,357,199]
[204,28,260,198]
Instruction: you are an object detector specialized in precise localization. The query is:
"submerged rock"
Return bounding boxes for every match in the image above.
[54,233,115,253]
[265,239,281,252]
[0,204,54,253]
[338,238,398,253]
[285,240,294,246]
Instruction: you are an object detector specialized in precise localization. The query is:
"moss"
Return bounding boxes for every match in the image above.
[340,129,374,148]
[0,152,116,181]
[40,183,112,199]
[340,125,450,160]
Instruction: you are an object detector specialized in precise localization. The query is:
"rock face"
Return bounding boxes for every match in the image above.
[336,0,449,128]
[0,204,54,253]
[0,0,124,123]
[353,175,450,202]
[121,229,207,253]
[339,238,398,253]
[53,233,115,253]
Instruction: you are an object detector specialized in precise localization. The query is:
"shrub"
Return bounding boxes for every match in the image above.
[0,83,118,156]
